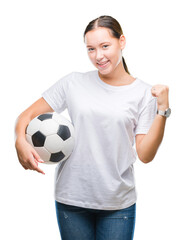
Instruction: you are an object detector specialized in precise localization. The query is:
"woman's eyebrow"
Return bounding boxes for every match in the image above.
[86,42,111,47]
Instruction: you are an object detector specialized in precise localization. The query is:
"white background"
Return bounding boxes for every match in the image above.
[0,0,184,239]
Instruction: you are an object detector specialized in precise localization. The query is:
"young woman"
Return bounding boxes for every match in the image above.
[15,15,171,240]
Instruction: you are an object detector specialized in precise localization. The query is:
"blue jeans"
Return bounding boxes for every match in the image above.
[55,201,136,240]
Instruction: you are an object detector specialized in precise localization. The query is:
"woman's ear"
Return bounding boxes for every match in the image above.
[119,34,126,50]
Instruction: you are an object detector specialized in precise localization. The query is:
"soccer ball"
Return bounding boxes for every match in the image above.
[25,112,75,164]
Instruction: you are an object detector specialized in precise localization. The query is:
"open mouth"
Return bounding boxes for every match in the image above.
[97,60,110,68]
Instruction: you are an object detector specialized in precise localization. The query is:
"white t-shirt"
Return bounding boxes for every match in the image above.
[42,69,157,210]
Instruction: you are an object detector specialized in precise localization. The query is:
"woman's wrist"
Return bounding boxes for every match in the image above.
[157,103,169,111]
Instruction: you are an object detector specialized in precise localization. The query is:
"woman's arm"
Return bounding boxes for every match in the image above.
[15,97,53,140]
[135,84,169,164]
[136,114,167,163]
[15,97,54,174]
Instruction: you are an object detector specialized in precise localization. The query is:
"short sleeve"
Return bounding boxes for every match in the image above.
[41,72,73,113]
[134,97,157,136]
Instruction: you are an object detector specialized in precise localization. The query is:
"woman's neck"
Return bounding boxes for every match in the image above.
[98,61,134,85]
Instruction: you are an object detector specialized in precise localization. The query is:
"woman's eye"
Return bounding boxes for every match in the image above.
[103,45,109,49]
[88,48,94,52]
[88,45,108,52]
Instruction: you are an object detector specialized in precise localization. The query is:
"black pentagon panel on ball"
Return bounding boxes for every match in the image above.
[38,113,53,121]
[50,151,65,162]
[57,125,71,140]
[32,131,46,147]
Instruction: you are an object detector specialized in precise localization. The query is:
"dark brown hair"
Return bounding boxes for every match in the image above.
[83,15,130,75]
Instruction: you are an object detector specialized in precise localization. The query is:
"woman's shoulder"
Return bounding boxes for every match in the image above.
[135,77,156,103]
[59,70,96,88]
[136,77,153,89]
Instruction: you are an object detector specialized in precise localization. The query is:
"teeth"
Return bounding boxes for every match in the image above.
[98,61,109,65]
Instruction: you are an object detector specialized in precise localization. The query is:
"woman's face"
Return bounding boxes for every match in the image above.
[84,27,126,75]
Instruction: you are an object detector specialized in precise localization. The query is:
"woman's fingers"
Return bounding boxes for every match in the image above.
[27,158,45,175]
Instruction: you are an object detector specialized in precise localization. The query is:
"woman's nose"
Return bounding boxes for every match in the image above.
[96,49,104,62]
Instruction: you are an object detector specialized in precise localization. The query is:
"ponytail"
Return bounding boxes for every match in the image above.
[122,56,130,75]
